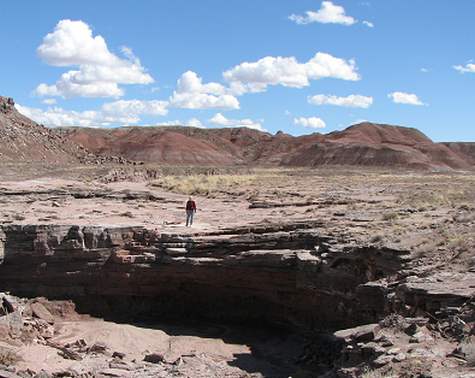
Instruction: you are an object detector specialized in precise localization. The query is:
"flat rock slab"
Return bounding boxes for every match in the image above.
[334,323,380,343]
[400,273,475,299]
[30,302,54,324]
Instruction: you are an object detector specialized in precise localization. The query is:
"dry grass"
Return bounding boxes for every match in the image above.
[397,187,475,209]
[382,212,398,221]
[150,174,260,196]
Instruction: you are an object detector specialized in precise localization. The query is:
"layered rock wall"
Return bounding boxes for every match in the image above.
[0,223,410,330]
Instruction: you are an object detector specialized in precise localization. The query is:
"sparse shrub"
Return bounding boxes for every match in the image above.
[382,212,398,221]
[0,347,21,366]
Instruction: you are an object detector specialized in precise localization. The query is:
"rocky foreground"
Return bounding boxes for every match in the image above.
[0,170,474,377]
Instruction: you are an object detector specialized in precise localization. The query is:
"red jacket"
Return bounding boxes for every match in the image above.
[186,200,196,211]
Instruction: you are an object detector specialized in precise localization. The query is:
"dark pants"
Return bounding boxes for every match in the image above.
[186,210,194,226]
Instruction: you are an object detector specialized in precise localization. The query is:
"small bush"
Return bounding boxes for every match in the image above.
[382,212,398,221]
[0,347,21,366]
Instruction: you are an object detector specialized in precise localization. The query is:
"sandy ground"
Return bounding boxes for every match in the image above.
[11,319,250,374]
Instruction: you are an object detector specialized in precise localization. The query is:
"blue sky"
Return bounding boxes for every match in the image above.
[1,0,474,141]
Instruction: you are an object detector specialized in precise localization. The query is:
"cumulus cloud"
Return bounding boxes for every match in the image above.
[185,118,204,128]
[42,98,57,105]
[308,94,373,108]
[101,99,168,117]
[362,20,374,28]
[224,52,359,94]
[388,91,425,106]
[158,118,204,128]
[16,104,113,127]
[170,71,239,109]
[289,1,356,25]
[454,63,475,74]
[293,116,326,129]
[209,113,265,131]
[16,99,168,127]
[35,20,153,98]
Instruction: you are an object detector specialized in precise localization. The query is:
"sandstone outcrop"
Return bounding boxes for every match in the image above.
[1,222,473,377]
[0,222,410,330]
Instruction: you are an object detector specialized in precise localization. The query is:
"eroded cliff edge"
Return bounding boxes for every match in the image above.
[0,221,437,331]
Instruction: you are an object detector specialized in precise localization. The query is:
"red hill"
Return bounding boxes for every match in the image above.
[58,122,474,170]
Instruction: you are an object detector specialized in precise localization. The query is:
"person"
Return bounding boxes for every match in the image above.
[185,196,197,227]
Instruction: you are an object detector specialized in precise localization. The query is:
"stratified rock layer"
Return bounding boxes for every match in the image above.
[0,222,410,330]
[58,123,475,170]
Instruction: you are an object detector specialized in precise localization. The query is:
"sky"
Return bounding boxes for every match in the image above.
[1,0,474,141]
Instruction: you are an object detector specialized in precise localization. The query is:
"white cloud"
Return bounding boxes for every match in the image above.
[308,94,373,108]
[38,19,116,67]
[42,98,57,105]
[36,81,124,98]
[388,91,425,106]
[16,104,113,127]
[362,20,374,28]
[16,99,168,127]
[289,1,356,25]
[170,71,239,109]
[35,20,153,98]
[293,116,326,129]
[209,113,265,131]
[420,67,429,73]
[454,63,475,74]
[224,52,359,94]
[101,99,168,117]
[158,118,204,128]
[185,118,204,128]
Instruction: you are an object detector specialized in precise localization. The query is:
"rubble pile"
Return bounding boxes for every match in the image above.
[0,293,267,378]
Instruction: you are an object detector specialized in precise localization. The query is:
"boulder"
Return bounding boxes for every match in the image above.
[143,353,164,364]
[334,324,380,343]
[30,302,54,324]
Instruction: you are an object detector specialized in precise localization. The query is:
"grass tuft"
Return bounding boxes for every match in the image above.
[150,174,259,196]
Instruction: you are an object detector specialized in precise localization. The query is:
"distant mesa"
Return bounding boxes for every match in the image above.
[1,96,474,170]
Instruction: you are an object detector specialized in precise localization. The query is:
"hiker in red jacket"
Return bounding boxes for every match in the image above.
[185,196,197,227]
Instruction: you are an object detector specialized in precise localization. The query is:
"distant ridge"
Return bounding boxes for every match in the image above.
[1,95,471,170]
[441,142,475,165]
[58,122,475,170]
